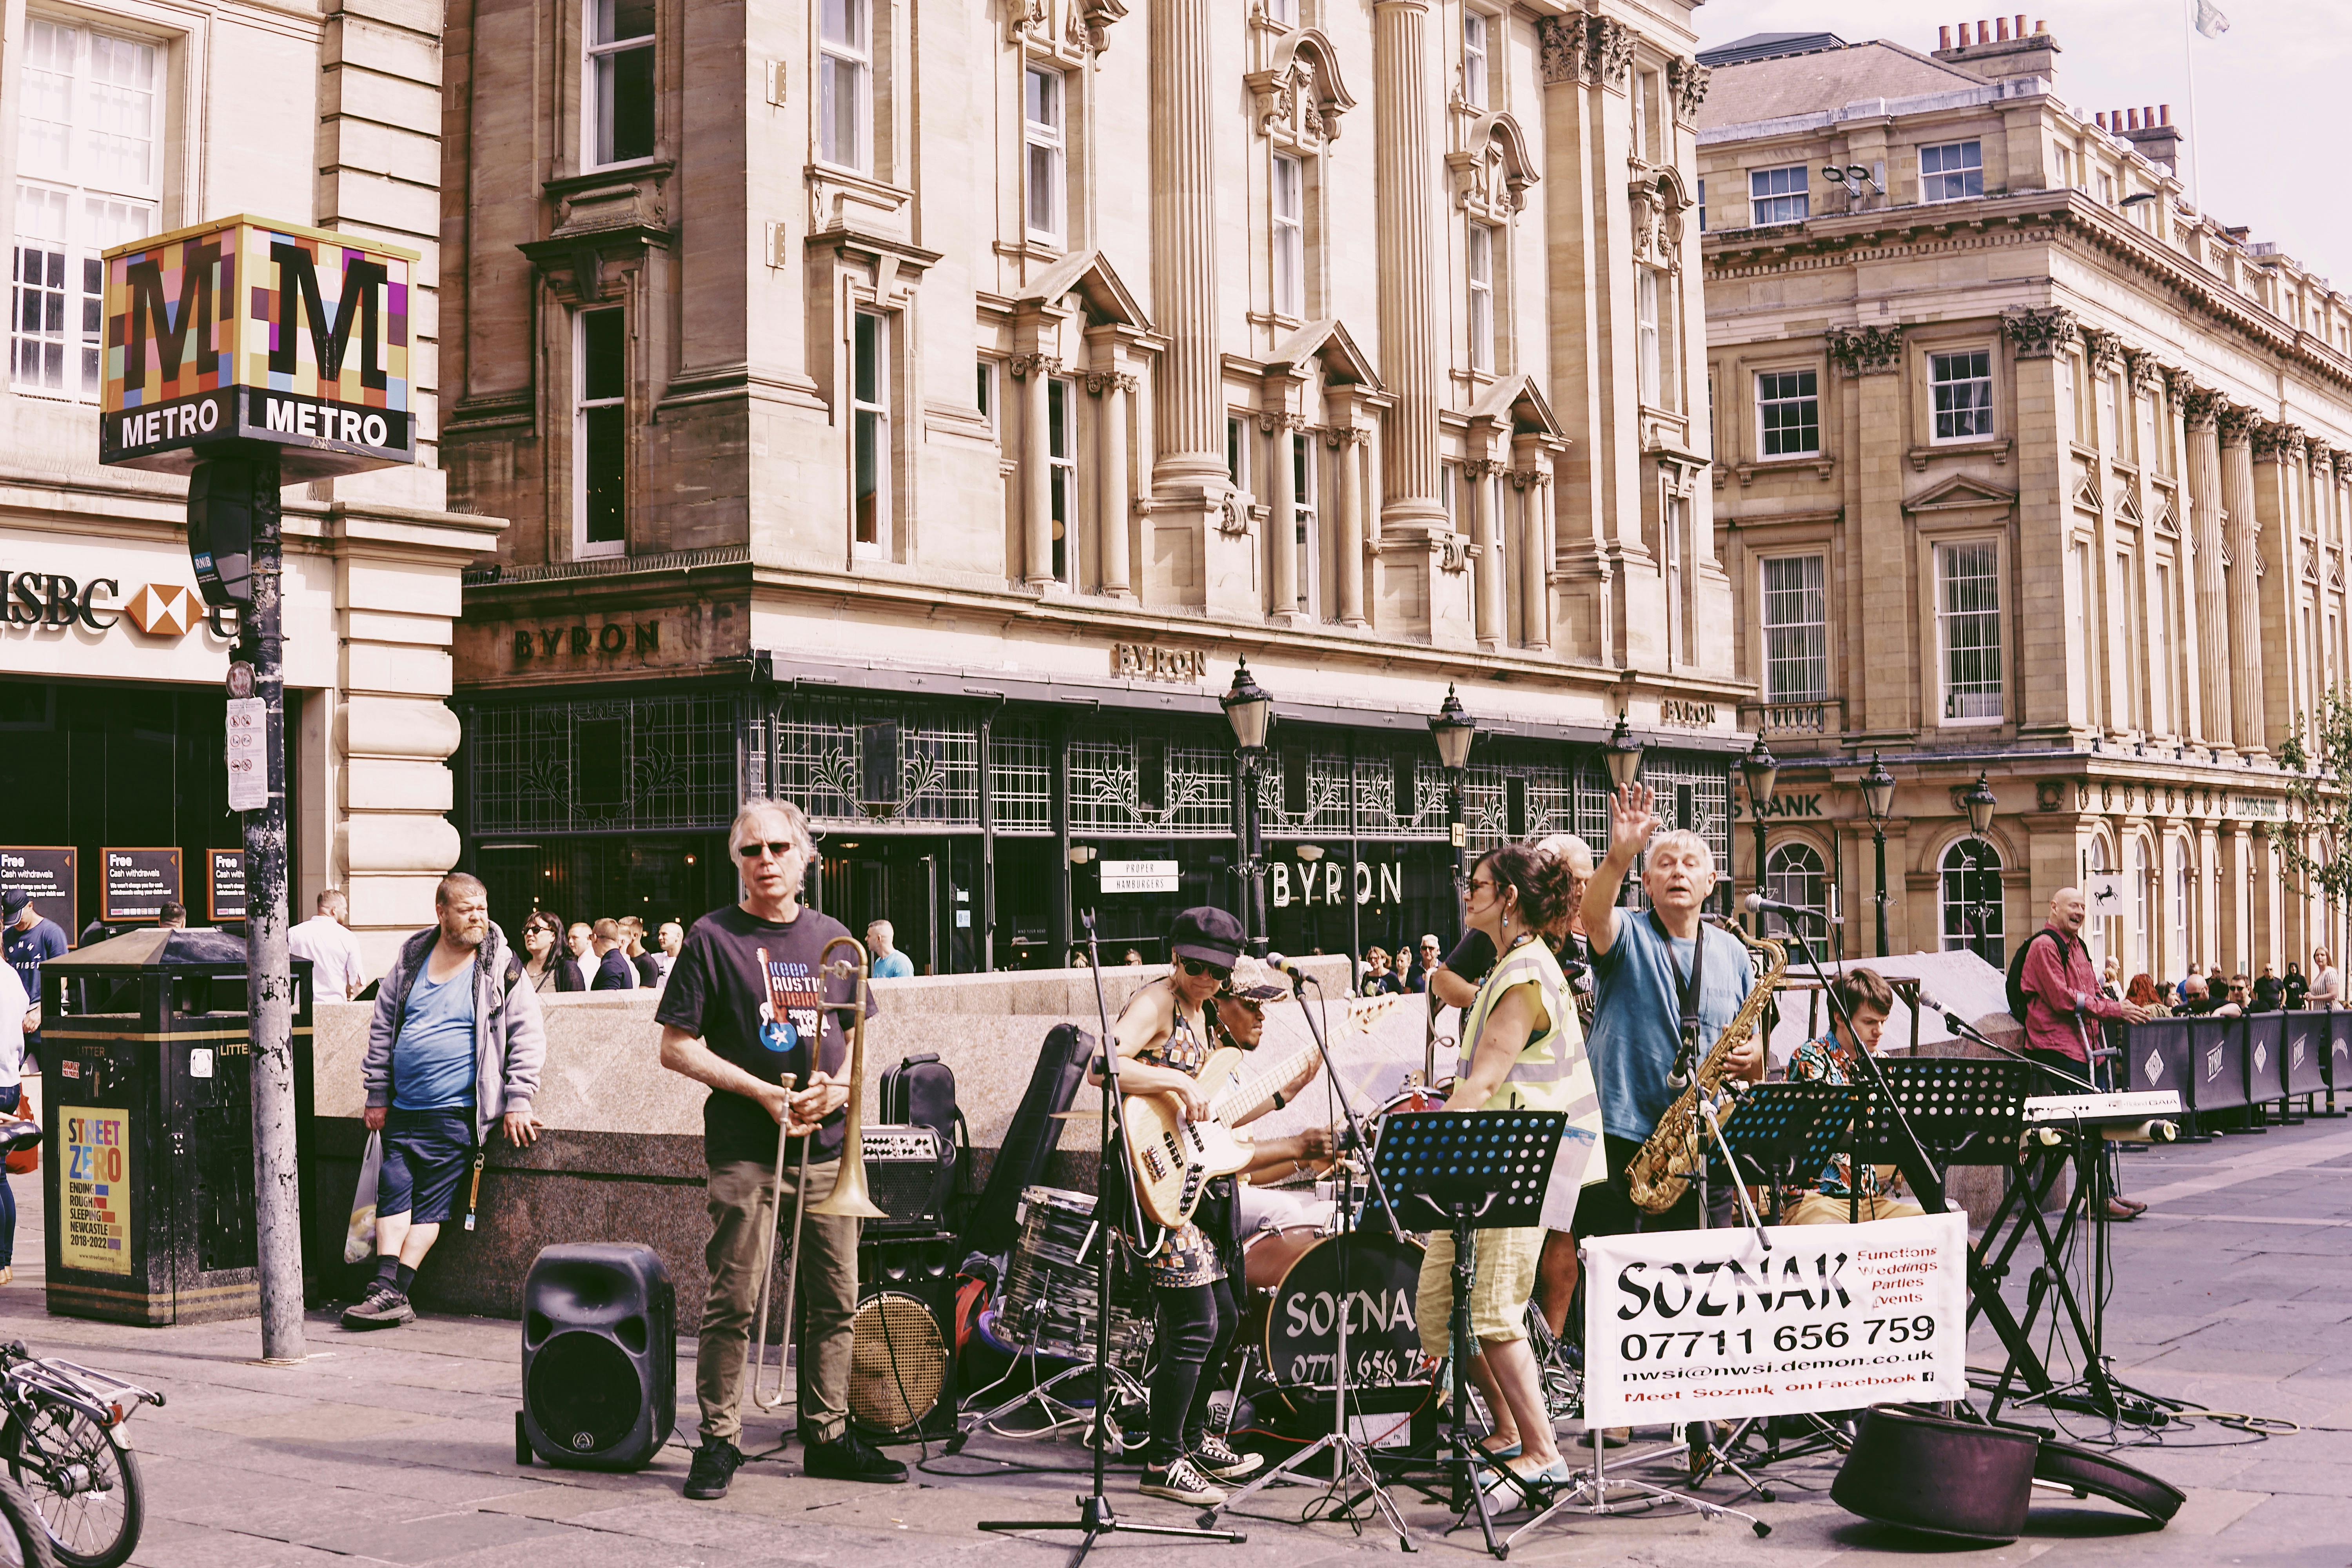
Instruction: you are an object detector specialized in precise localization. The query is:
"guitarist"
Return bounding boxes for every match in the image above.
[1091,907,1267,1508]
[1213,955,1339,1185]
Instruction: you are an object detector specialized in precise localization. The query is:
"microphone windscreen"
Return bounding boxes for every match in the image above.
[1743,892,1766,913]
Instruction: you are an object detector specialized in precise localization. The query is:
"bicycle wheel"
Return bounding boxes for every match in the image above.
[0,1475,56,1568]
[5,1398,137,1568]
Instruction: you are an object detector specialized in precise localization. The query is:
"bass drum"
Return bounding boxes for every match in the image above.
[1242,1230,1430,1397]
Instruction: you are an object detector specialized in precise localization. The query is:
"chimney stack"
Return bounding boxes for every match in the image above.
[2127,108,2140,130]
[1934,15,2060,85]
[2118,103,2185,174]
[2096,112,2107,129]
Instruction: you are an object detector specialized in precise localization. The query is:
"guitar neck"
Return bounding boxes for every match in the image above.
[1214,1042,1318,1123]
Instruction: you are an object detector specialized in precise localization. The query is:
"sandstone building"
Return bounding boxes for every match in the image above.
[1701,19,2352,980]
[0,2,492,968]
[441,0,1746,966]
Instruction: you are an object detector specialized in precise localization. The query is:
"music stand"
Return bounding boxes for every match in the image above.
[1708,1082,1857,1212]
[1371,1109,1565,1561]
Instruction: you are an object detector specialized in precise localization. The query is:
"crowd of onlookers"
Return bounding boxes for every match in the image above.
[515,913,682,993]
[2101,947,2343,1018]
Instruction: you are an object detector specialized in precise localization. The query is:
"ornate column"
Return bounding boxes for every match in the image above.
[1014,354,1060,585]
[1513,439,1552,652]
[1266,415,1298,618]
[2220,404,2265,753]
[1333,426,1368,627]
[1149,0,1219,479]
[1090,370,1136,598]
[1374,0,1442,527]
[2181,383,2230,750]
[1472,462,1503,647]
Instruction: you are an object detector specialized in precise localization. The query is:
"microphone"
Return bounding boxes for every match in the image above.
[1743,893,1826,923]
[1267,954,1312,991]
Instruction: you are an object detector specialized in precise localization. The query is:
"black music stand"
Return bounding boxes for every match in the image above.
[1372,1109,1565,1561]
[1708,1082,1857,1218]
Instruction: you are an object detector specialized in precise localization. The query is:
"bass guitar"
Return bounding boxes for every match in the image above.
[1123,993,1402,1228]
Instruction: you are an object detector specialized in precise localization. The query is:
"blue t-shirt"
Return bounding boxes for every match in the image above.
[870,950,914,979]
[4,918,67,1009]
[1586,912,1753,1143]
[392,965,477,1111]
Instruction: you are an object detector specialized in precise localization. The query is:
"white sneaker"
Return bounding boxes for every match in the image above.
[1190,1431,1264,1482]
[1140,1455,1228,1506]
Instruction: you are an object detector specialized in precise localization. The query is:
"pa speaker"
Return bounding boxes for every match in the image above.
[851,1233,958,1441]
[519,1243,675,1470]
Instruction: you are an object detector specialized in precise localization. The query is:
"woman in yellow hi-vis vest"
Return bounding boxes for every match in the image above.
[1415,842,1605,1492]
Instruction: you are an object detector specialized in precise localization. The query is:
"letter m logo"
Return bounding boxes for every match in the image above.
[123,243,223,384]
[269,243,389,389]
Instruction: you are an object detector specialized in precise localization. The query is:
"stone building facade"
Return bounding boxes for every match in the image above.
[439,0,1746,967]
[1700,21,2352,981]
[0,1,495,970]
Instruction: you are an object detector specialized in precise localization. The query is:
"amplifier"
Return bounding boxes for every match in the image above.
[860,1123,954,1235]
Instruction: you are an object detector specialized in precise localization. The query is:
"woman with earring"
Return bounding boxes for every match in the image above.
[1415,842,1603,1497]
[519,913,581,993]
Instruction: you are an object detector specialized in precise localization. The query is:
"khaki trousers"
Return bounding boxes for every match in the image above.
[699,1157,860,1445]
[1782,1191,1925,1226]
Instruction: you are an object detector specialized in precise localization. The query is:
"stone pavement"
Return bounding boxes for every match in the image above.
[6,1115,2352,1567]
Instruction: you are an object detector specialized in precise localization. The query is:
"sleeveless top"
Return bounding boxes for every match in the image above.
[1129,1000,1229,1287]
[1459,933,1607,1226]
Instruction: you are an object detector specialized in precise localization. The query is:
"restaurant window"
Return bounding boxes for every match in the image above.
[575,307,627,558]
[586,0,655,166]
[12,20,159,400]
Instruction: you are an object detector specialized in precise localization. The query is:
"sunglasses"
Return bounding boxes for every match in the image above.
[736,840,797,861]
[1221,996,1265,1015]
[1178,956,1232,980]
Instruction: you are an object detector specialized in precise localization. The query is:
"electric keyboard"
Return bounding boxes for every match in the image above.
[2021,1090,2182,1125]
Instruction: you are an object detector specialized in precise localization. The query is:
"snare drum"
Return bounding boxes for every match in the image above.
[1241,1229,1430,1392]
[997,1185,1151,1370]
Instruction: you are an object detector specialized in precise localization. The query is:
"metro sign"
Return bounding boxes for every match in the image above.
[96,216,416,480]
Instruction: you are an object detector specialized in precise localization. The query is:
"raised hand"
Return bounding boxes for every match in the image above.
[1609,782,1661,859]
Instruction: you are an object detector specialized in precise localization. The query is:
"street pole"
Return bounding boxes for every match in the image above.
[1243,755,1267,958]
[232,450,305,1365]
[1873,824,1890,958]
[1751,817,1770,938]
[1447,764,1468,929]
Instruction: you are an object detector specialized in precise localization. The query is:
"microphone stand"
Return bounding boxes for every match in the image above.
[978,911,1245,1563]
[1210,970,1411,1548]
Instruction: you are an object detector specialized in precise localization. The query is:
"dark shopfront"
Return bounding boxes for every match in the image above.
[451,669,1737,976]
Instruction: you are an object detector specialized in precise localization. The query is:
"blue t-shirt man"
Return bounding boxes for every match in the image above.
[392,966,477,1110]
[1586,912,1753,1144]
[3,904,67,1013]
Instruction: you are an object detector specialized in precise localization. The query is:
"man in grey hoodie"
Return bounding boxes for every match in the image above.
[345,873,546,1329]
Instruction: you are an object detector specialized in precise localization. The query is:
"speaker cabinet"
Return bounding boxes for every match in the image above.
[851,1233,958,1442]
[519,1243,675,1470]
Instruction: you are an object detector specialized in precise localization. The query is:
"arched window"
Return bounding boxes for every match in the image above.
[1941,838,2004,964]
[1764,841,1827,942]
[2085,837,2113,974]
[2132,838,2149,978]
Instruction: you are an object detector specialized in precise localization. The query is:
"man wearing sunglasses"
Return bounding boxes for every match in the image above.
[1093,906,1266,1507]
[656,800,906,1499]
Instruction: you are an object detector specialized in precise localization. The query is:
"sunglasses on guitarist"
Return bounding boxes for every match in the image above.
[1177,956,1232,981]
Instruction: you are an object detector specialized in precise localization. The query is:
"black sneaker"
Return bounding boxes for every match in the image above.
[1187,1430,1263,1482]
[339,1283,415,1330]
[803,1431,907,1484]
[684,1437,743,1500]
[1139,1455,1226,1507]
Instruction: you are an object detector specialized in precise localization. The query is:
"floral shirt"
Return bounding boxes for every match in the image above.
[1131,1005,1229,1288]
[1784,1034,1901,1203]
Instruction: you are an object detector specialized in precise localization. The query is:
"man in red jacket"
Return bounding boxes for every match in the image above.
[2017,887,2152,1220]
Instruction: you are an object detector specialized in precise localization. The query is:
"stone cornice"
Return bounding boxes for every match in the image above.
[1702,189,2352,398]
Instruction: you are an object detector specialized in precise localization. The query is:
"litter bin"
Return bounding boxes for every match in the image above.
[37,927,314,1325]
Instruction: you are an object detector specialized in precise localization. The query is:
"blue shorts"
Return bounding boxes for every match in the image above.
[379,1107,475,1226]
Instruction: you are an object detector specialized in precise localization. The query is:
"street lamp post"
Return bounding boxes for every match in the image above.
[1740,737,1779,935]
[1963,771,1998,962]
[1861,751,1896,958]
[1430,685,1477,924]
[1221,657,1275,956]
[1602,711,1644,907]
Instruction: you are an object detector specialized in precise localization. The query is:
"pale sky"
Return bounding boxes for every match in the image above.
[1693,1,2352,288]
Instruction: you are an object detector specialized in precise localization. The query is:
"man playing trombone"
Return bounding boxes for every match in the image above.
[656,800,907,1499]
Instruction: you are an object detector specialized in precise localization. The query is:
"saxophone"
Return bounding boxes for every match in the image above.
[1624,918,1789,1214]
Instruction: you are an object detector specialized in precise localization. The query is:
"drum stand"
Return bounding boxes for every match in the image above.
[978,913,1245,1565]
[949,1313,1149,1447]
[1205,973,1414,1553]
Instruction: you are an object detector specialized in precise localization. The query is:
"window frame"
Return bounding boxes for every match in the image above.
[1466,220,1495,374]
[1047,373,1077,584]
[573,306,629,561]
[1763,840,1829,941]
[1936,537,2005,725]
[1636,267,1661,406]
[1754,366,1820,458]
[1748,163,1809,225]
[1023,64,1065,246]
[1918,138,1984,203]
[1461,7,1489,108]
[1292,429,1317,615]
[818,0,874,174]
[1759,552,1830,704]
[584,0,657,171]
[851,307,890,560]
[1940,837,2005,965]
[1928,348,1995,443]
[1271,151,1305,320]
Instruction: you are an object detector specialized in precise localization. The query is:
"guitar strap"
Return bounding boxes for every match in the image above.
[1650,909,1706,1063]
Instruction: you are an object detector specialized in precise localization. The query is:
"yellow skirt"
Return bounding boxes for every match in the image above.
[1415,1224,1542,1360]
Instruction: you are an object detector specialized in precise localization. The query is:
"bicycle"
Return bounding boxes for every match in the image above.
[0,1343,160,1568]
[0,1475,54,1568]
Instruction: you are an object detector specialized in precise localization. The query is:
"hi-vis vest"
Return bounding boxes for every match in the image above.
[1459,935,1608,1202]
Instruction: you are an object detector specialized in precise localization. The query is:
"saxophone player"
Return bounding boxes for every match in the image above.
[1575,782,1763,1241]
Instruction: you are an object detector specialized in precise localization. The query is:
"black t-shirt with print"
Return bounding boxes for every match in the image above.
[655,903,877,1167]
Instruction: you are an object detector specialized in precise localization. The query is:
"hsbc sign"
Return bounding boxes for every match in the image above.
[0,568,219,638]
[96,215,416,481]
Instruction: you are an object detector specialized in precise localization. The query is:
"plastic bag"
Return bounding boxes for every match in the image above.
[344,1131,383,1265]
[4,1083,36,1176]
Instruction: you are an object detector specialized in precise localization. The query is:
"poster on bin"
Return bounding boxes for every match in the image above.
[1580,1210,1967,1427]
[60,1108,131,1276]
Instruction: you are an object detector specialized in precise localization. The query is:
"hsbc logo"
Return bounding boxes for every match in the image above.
[1,570,225,639]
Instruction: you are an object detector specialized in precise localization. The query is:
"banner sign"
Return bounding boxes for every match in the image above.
[207,849,247,923]
[97,215,417,481]
[1581,1210,1969,1426]
[100,848,181,922]
[1098,859,1180,894]
[60,1107,131,1276]
[0,847,76,941]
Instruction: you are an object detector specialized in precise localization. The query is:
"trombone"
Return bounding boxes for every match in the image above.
[746,934,887,1411]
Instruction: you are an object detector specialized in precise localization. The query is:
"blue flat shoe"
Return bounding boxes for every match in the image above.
[1475,1439,1521,1460]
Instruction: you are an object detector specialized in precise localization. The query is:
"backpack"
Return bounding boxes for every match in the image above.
[2003,929,2065,1021]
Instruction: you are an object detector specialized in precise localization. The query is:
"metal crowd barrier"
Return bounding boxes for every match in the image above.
[2112,1008,2348,1138]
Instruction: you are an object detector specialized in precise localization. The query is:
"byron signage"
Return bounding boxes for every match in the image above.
[98,216,417,480]
[1112,641,1208,682]
[1272,860,1405,908]
[512,622,664,663]
[1659,697,1719,728]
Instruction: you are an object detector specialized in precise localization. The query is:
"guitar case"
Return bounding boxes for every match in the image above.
[1831,1405,2040,1543]
[2030,1435,2184,1523]
[963,1024,1095,1257]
